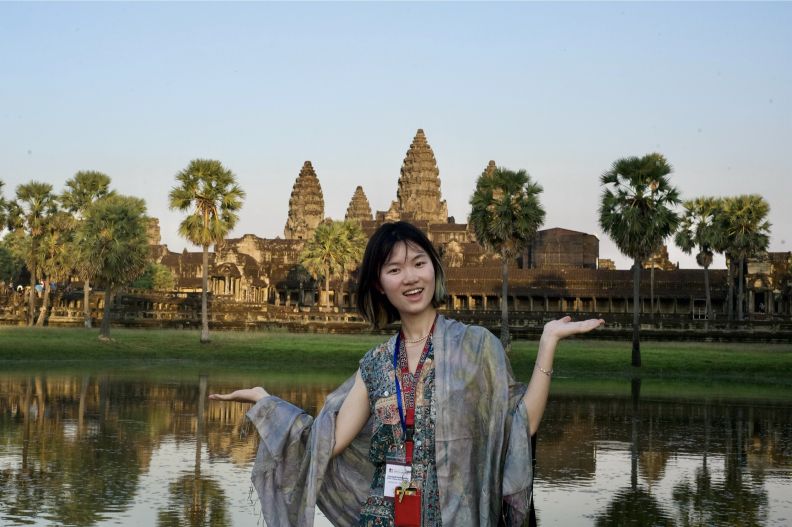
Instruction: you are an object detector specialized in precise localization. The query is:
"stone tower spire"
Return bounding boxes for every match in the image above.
[284,161,324,240]
[345,186,373,223]
[394,129,448,223]
[482,160,497,179]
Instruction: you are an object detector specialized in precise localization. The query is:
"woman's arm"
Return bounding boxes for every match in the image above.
[208,370,371,458]
[208,386,269,403]
[332,370,371,456]
[522,316,604,435]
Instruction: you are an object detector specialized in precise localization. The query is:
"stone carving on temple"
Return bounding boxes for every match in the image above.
[284,161,324,240]
[345,186,373,223]
[443,240,464,268]
[390,129,448,224]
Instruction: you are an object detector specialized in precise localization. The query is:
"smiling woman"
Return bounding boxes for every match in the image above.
[209,221,604,526]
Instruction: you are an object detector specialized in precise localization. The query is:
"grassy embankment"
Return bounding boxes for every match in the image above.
[2,326,791,393]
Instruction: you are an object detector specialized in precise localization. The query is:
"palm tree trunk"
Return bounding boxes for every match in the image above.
[201,245,210,343]
[84,278,92,329]
[738,257,745,321]
[35,280,51,326]
[28,265,37,326]
[500,253,511,354]
[727,256,734,321]
[324,265,330,308]
[650,265,655,321]
[631,257,642,367]
[100,285,113,339]
[704,264,712,325]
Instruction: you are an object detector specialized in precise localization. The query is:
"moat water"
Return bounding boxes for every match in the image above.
[1,368,790,526]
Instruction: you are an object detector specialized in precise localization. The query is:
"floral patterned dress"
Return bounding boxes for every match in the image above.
[358,337,442,527]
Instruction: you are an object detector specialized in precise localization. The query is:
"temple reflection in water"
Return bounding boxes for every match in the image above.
[1,372,790,526]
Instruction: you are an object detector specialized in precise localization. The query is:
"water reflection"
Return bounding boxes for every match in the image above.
[0,372,790,526]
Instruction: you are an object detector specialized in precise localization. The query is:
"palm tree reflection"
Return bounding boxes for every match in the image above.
[595,378,674,526]
[157,374,230,527]
[672,410,769,526]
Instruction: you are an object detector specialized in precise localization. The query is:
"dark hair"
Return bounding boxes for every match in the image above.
[356,221,447,328]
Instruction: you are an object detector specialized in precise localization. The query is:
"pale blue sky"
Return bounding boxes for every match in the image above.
[2,2,790,269]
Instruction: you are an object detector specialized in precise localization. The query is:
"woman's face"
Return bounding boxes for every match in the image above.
[378,241,436,320]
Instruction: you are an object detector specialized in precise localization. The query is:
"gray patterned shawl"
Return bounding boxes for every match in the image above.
[246,315,533,526]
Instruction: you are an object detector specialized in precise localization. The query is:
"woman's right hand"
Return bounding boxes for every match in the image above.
[208,387,269,403]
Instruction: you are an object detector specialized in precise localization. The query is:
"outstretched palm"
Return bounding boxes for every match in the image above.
[543,316,605,343]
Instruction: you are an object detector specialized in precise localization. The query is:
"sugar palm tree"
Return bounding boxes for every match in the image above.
[718,195,770,320]
[300,220,367,308]
[599,153,680,367]
[7,182,57,325]
[61,170,113,328]
[169,159,245,343]
[674,197,722,323]
[469,164,545,353]
[75,195,149,339]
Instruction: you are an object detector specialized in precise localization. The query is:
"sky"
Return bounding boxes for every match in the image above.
[1,2,790,270]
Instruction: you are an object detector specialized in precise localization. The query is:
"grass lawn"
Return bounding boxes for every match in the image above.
[1,326,791,389]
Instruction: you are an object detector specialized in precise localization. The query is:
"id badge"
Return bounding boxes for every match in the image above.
[384,463,412,498]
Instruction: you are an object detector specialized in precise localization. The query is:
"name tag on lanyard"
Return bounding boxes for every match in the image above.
[384,463,412,498]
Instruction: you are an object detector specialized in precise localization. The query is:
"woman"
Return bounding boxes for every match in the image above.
[210,221,604,526]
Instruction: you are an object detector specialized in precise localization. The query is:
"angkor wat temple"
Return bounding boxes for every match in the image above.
[3,130,791,336]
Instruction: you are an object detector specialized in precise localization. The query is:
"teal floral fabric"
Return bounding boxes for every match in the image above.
[357,338,441,526]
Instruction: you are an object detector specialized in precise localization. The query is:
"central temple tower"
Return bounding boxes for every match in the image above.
[392,129,448,223]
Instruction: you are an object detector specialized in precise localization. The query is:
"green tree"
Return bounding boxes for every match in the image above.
[0,179,8,233]
[674,197,722,323]
[75,195,149,339]
[599,153,680,367]
[300,220,367,308]
[61,170,113,328]
[718,195,771,320]
[0,240,24,286]
[169,159,245,343]
[469,164,545,352]
[35,210,77,326]
[6,182,57,325]
[0,181,23,287]
[132,262,176,291]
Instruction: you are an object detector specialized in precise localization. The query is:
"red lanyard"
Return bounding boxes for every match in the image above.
[393,320,435,465]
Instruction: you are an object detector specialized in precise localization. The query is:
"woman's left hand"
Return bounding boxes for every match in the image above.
[542,316,605,343]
